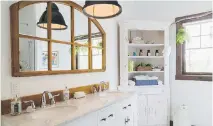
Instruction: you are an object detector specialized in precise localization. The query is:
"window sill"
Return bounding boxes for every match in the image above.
[175,74,212,81]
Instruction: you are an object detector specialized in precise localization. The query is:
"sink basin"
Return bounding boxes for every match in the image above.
[29,105,77,120]
[99,91,124,97]
[97,91,125,104]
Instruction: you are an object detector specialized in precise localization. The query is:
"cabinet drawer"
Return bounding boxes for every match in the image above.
[98,105,117,125]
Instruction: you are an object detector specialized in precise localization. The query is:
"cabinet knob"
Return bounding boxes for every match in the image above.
[128,104,131,107]
[101,118,106,121]
[123,106,127,109]
[108,114,113,118]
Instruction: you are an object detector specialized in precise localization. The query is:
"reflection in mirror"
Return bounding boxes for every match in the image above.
[19,3,47,38]
[51,3,71,42]
[74,9,88,45]
[75,46,89,69]
[92,48,102,69]
[19,38,48,71]
[91,22,102,47]
[52,43,71,70]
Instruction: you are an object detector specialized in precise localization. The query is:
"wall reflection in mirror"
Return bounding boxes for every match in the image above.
[17,2,104,73]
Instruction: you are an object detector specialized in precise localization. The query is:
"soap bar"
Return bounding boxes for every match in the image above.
[74,91,86,99]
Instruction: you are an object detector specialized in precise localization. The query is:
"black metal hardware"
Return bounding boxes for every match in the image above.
[123,106,127,109]
[128,104,131,107]
[108,114,113,118]
[101,118,107,121]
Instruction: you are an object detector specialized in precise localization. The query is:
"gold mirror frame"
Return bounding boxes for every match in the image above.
[10,1,106,77]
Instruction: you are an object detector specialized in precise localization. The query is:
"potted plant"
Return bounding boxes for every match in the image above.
[176,27,189,44]
[136,63,152,71]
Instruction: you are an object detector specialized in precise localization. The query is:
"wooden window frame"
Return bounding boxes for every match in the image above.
[175,11,212,81]
[10,1,106,77]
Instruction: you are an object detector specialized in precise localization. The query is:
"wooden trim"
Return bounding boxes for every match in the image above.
[1,82,109,115]
[10,1,106,77]
[71,6,75,70]
[10,3,19,76]
[47,2,52,71]
[88,19,92,69]
[175,11,212,81]
[102,33,106,70]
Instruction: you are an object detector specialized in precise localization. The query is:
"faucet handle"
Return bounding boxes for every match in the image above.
[51,94,60,105]
[23,100,36,112]
[103,84,107,91]
[91,86,97,94]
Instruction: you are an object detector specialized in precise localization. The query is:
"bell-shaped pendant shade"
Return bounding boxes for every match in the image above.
[83,1,122,19]
[37,3,67,30]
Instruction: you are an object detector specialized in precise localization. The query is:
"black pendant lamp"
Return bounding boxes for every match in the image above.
[37,3,67,30]
[83,1,122,19]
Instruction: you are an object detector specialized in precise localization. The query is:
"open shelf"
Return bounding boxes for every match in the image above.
[128,71,164,74]
[128,56,164,59]
[128,43,164,47]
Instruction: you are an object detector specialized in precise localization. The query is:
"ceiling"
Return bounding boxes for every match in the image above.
[115,1,212,22]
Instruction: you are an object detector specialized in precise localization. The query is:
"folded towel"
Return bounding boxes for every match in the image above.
[128,80,135,86]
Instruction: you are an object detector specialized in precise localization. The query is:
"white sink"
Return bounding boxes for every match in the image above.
[29,105,77,120]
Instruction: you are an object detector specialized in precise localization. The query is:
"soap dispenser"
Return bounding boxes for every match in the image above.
[63,86,70,101]
[11,95,22,116]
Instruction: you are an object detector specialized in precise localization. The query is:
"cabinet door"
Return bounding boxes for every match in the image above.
[147,95,167,125]
[63,112,98,126]
[137,95,148,126]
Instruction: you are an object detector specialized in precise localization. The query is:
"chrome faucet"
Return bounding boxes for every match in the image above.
[41,91,60,108]
[100,81,107,92]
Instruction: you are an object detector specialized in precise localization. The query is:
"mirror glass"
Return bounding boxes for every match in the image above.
[52,43,72,70]
[19,3,47,38]
[92,48,102,69]
[74,9,88,45]
[75,46,89,69]
[91,22,102,47]
[19,38,48,71]
[51,3,71,42]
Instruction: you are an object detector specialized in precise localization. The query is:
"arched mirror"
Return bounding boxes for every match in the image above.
[10,1,106,77]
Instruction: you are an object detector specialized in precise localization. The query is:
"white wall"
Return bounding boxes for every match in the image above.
[1,1,118,100]
[117,1,212,126]
[170,24,212,126]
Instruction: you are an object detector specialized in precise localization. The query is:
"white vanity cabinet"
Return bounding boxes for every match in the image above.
[60,95,136,126]
[138,94,168,126]
[62,112,98,126]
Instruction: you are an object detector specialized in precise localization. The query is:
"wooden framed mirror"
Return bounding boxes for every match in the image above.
[10,1,106,77]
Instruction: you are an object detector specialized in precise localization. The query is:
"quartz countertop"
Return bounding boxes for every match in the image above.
[2,91,135,126]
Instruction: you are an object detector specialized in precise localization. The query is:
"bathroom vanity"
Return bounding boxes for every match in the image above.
[2,92,137,126]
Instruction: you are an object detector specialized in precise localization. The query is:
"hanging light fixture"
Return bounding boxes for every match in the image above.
[83,1,122,19]
[37,3,67,30]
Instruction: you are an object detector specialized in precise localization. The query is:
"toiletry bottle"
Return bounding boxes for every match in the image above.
[63,87,70,101]
[11,95,22,116]
[147,50,151,56]
[155,50,159,56]
[133,52,137,56]
[139,49,143,56]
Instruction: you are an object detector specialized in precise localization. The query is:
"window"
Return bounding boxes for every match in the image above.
[176,11,212,81]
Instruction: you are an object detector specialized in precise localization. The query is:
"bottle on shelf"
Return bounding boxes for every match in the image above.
[155,50,159,56]
[139,49,143,56]
[147,50,151,56]
[133,52,137,56]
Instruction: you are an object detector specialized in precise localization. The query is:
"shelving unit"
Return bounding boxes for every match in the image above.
[128,43,164,47]
[118,20,171,126]
[128,56,164,59]
[128,71,164,74]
